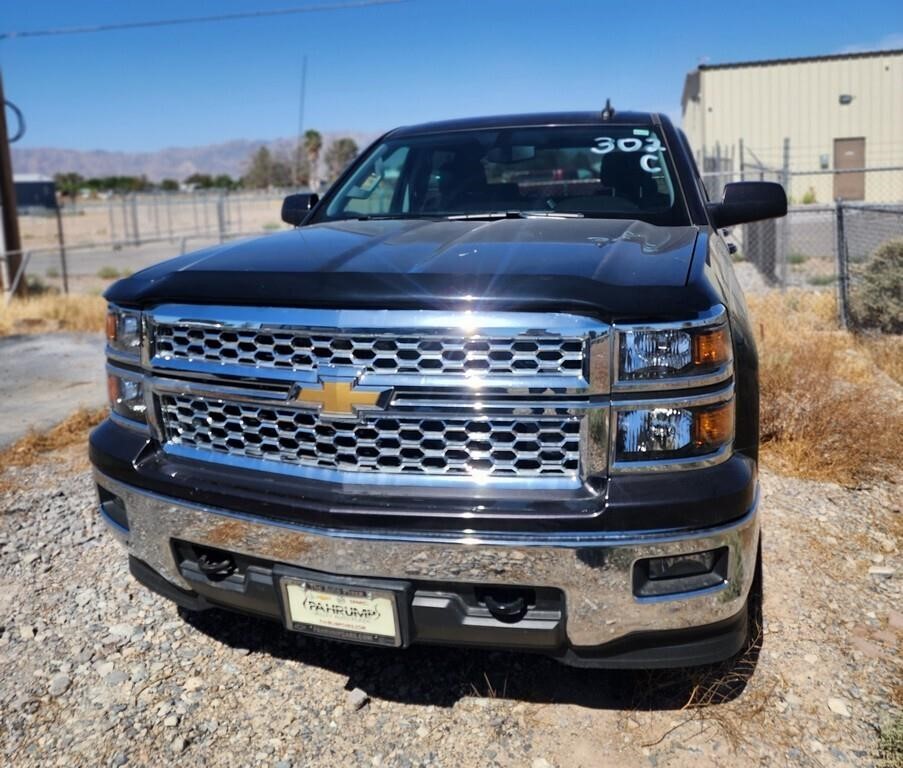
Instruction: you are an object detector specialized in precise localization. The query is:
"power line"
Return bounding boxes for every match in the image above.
[0,0,405,42]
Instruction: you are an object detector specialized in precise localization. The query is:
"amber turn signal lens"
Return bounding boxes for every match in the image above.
[693,401,734,448]
[693,327,730,367]
[107,373,121,405]
[105,312,118,342]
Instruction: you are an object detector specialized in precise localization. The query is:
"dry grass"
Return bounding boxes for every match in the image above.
[749,291,903,484]
[0,294,106,336]
[0,408,105,471]
[863,334,903,385]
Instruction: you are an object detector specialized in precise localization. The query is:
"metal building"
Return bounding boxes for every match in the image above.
[681,49,903,203]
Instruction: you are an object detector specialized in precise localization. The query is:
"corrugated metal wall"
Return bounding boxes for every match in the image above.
[682,51,903,203]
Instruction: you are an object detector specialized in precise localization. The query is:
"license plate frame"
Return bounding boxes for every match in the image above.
[274,566,411,648]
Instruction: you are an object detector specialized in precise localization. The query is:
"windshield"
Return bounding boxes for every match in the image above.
[315,124,689,225]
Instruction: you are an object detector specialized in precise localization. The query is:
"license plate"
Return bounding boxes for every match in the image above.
[280,576,402,647]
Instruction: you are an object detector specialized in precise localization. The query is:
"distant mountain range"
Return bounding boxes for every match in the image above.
[11,131,381,181]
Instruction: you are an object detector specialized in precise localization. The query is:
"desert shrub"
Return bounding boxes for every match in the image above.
[0,294,106,335]
[749,291,902,483]
[97,265,121,279]
[849,239,903,333]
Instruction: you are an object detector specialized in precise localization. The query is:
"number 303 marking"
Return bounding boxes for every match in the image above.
[591,136,664,173]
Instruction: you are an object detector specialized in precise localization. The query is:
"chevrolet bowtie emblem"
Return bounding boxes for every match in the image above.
[293,379,390,416]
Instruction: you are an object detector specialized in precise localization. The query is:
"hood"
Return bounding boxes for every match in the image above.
[106,217,710,320]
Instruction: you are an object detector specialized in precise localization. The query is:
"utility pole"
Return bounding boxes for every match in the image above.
[0,68,25,297]
[293,55,307,187]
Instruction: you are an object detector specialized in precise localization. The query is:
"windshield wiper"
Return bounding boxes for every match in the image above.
[445,210,584,220]
[334,214,441,222]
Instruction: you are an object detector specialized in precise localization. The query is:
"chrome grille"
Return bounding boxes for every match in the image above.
[158,393,581,478]
[152,324,585,377]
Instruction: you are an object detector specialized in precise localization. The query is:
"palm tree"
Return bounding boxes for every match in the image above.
[303,130,323,190]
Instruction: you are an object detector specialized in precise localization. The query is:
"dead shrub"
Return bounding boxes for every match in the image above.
[0,294,106,336]
[0,408,106,470]
[749,291,902,483]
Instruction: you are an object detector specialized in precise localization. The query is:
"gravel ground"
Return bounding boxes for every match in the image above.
[0,447,900,768]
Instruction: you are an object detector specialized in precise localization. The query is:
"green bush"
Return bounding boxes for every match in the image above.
[850,239,903,333]
[97,266,121,280]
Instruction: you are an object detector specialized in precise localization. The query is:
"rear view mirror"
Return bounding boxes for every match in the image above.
[281,193,320,226]
[486,145,536,164]
[707,182,787,229]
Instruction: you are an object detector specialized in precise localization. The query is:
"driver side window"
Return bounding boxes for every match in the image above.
[337,146,410,216]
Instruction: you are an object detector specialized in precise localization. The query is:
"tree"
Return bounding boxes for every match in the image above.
[323,138,358,183]
[212,174,236,190]
[243,147,293,189]
[243,147,273,189]
[54,172,84,199]
[303,129,323,189]
[160,179,179,192]
[184,173,214,189]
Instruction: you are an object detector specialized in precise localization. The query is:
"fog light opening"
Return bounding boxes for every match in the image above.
[634,547,729,598]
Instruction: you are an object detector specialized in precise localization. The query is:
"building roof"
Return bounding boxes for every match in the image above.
[697,47,903,72]
[681,47,903,111]
[14,173,54,183]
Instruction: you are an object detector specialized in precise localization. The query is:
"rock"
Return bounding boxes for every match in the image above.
[867,566,895,579]
[827,697,851,717]
[347,687,369,711]
[18,625,34,641]
[109,623,137,638]
[163,715,179,728]
[171,737,188,753]
[111,753,128,767]
[532,759,553,768]
[48,673,71,697]
[106,670,129,685]
[184,676,205,692]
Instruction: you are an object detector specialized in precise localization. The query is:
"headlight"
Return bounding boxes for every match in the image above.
[614,398,733,464]
[107,370,147,423]
[106,306,142,357]
[616,313,731,386]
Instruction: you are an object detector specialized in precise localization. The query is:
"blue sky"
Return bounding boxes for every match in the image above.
[3,0,902,152]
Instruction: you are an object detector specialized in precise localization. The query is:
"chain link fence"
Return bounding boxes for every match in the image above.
[702,166,903,332]
[2,189,299,299]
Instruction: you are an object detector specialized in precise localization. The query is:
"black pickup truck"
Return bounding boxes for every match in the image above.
[91,109,786,668]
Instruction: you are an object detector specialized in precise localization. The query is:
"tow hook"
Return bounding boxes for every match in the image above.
[196,551,236,580]
[482,590,530,623]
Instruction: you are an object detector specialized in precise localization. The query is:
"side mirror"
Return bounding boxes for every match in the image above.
[707,182,787,229]
[281,192,320,226]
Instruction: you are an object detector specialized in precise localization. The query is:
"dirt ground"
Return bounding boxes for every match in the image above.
[0,440,900,768]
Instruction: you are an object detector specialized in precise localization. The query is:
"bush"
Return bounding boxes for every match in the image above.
[850,239,903,333]
[97,266,121,279]
[750,291,902,483]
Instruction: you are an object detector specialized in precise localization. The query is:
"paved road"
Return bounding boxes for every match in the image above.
[0,333,106,447]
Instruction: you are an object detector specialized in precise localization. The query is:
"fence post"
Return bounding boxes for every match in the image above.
[108,197,117,245]
[835,201,849,329]
[738,138,745,181]
[55,206,69,294]
[120,195,130,244]
[216,193,226,242]
[779,137,791,289]
[130,194,140,246]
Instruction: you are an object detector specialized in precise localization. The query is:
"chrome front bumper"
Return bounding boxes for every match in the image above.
[95,469,759,648]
